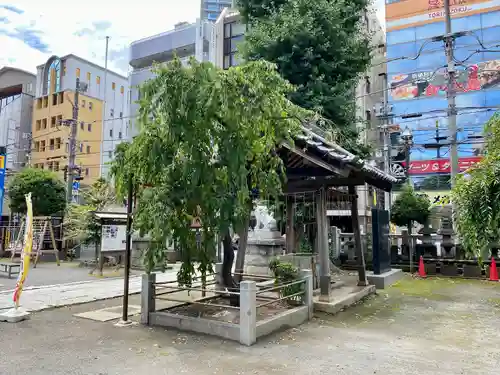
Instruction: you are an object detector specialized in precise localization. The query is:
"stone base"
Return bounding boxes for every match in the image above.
[314,285,376,314]
[366,268,404,289]
[0,307,30,323]
[114,319,138,327]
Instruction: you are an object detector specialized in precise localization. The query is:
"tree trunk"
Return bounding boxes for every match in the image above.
[234,206,251,284]
[221,230,239,306]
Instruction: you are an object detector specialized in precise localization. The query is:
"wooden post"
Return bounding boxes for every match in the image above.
[285,197,295,253]
[316,187,330,300]
[349,185,368,286]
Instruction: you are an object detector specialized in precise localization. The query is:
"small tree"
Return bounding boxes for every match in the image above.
[110,58,304,297]
[8,168,66,216]
[64,178,115,261]
[391,184,431,233]
[452,113,500,260]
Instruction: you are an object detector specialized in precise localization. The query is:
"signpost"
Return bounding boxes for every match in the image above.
[71,181,80,203]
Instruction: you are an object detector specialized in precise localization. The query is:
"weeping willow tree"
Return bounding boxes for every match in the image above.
[452,113,500,260]
[110,58,304,301]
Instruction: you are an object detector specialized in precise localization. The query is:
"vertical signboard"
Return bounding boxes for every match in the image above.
[0,153,6,215]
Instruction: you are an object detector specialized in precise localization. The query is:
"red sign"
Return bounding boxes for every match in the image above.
[401,157,482,175]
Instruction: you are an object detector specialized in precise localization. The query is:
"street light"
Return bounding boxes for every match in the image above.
[400,126,413,184]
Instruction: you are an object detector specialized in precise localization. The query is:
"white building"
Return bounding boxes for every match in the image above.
[201,0,233,22]
[35,54,129,177]
[128,20,212,136]
[0,67,36,172]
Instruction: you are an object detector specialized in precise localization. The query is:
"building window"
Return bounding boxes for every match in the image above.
[366,110,372,122]
[34,141,40,152]
[87,72,91,81]
[57,115,62,125]
[108,150,112,158]
[79,143,83,153]
[110,109,114,117]
[42,118,47,129]
[51,116,57,127]
[43,96,48,108]
[40,140,46,152]
[47,162,53,171]
[112,82,116,90]
[76,68,80,78]
[89,102,93,111]
[81,99,86,108]
[88,123,92,131]
[58,92,64,104]
[223,22,245,70]
[80,121,84,130]
[109,129,113,138]
[85,168,89,176]
[118,131,122,139]
[86,145,91,154]
[365,77,371,94]
[52,93,57,106]
[36,120,41,131]
[36,98,42,109]
[119,111,123,118]
[62,62,66,76]
[49,138,55,150]
[56,137,62,149]
[120,86,124,94]
[96,76,100,84]
[54,161,60,171]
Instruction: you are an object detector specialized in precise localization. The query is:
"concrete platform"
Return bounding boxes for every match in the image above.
[74,305,141,322]
[313,284,376,315]
[0,307,30,323]
[366,268,404,289]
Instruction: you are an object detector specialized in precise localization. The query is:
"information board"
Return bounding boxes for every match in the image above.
[101,224,127,252]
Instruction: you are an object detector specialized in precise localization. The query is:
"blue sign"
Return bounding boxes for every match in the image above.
[0,154,6,215]
[72,181,80,190]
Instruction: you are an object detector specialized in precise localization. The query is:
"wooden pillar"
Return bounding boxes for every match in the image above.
[285,197,295,254]
[349,185,368,286]
[316,187,330,300]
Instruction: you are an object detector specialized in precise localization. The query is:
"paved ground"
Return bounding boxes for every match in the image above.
[0,260,147,291]
[0,265,179,311]
[1,275,500,375]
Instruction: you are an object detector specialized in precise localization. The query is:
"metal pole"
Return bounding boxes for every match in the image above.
[66,78,79,203]
[121,175,133,322]
[444,0,459,186]
[99,36,109,177]
[381,73,392,212]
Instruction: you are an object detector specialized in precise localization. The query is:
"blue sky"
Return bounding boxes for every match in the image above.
[1,0,385,76]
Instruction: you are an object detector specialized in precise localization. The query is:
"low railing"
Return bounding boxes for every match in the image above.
[140,269,313,345]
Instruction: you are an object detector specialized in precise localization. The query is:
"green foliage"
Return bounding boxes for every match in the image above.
[8,168,66,216]
[391,184,431,228]
[110,58,304,284]
[452,113,500,260]
[239,0,372,156]
[64,178,115,245]
[269,258,302,302]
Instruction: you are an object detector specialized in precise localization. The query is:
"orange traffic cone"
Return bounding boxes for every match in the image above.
[489,257,499,281]
[418,256,426,278]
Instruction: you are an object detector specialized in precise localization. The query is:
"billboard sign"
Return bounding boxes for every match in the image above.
[386,0,500,31]
[401,156,482,175]
[389,59,500,100]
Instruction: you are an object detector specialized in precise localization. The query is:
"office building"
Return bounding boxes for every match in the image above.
[32,54,128,183]
[385,0,500,194]
[201,0,233,22]
[128,20,212,135]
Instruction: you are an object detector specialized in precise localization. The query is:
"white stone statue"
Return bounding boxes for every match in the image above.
[253,205,278,231]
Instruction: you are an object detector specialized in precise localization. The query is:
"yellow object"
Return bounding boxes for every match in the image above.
[13,193,33,308]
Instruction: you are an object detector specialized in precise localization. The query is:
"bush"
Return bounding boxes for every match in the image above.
[269,258,303,303]
[8,168,66,216]
[391,184,431,228]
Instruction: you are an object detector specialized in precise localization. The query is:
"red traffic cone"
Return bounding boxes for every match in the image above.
[418,256,427,278]
[489,257,499,281]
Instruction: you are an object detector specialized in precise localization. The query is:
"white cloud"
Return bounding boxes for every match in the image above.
[1,0,388,77]
[1,0,201,76]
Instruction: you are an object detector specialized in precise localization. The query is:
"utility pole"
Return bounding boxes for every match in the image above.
[444,0,460,186]
[66,78,80,203]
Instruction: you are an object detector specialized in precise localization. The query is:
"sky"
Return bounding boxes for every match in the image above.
[1,0,385,76]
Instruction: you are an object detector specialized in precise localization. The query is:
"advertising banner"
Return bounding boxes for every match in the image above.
[389,59,500,100]
[386,0,500,31]
[401,156,482,174]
